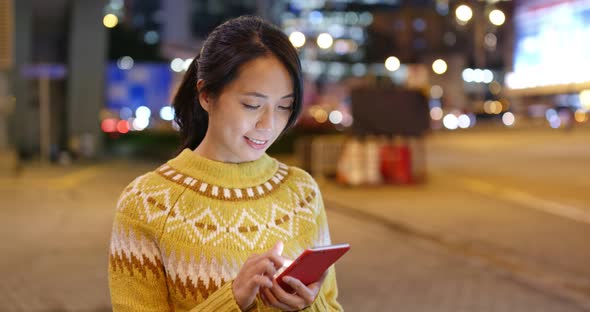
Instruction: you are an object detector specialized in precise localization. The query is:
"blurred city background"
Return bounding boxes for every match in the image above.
[1,0,589,311]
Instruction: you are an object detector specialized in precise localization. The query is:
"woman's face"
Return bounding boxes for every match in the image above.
[197,55,295,163]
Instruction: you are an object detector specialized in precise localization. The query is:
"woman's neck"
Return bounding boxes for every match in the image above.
[193,135,240,164]
[167,148,278,189]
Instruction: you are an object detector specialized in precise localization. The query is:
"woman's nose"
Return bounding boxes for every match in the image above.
[256,108,274,131]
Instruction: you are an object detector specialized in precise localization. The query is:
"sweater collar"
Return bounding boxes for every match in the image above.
[166,149,280,188]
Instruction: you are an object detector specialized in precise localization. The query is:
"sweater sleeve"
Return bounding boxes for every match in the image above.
[110,219,248,312]
[108,173,181,311]
[108,174,252,312]
[109,212,173,311]
[187,281,250,312]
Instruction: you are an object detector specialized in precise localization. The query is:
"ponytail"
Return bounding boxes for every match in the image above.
[173,55,208,152]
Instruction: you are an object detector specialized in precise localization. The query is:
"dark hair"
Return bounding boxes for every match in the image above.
[173,15,303,151]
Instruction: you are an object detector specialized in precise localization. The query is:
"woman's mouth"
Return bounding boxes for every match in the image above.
[244,136,269,149]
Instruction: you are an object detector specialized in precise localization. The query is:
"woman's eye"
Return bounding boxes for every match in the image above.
[242,103,260,110]
[279,106,293,111]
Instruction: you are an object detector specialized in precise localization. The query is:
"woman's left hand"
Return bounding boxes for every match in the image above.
[260,271,327,311]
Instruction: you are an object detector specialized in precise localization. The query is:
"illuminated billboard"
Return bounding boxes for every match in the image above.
[506,0,590,93]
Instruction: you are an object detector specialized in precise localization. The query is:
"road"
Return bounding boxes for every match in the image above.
[324,127,590,310]
[0,127,588,311]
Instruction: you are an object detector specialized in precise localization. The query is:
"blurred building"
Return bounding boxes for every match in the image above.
[8,0,106,160]
[505,0,590,127]
[10,0,587,162]
[278,0,514,130]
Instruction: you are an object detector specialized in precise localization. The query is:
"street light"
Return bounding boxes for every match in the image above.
[455,5,473,23]
[489,9,506,26]
[385,56,401,72]
[432,59,447,75]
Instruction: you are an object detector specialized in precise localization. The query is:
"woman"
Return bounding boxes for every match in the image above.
[108,16,343,311]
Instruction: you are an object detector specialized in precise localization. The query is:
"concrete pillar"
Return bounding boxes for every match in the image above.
[12,0,36,156]
[0,0,18,172]
[66,0,107,158]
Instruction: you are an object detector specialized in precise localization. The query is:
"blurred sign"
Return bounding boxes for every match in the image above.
[0,0,13,70]
[507,0,590,92]
[106,63,172,111]
[21,64,67,79]
[351,87,430,136]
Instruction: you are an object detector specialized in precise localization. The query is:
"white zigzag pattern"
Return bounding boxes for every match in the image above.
[267,202,297,238]
[118,174,176,224]
[190,207,220,244]
[232,209,264,249]
[110,225,161,265]
[161,174,322,249]
[161,248,241,289]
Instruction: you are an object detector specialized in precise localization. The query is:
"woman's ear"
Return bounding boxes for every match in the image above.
[197,79,210,113]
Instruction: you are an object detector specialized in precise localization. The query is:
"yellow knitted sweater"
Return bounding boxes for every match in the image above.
[108,149,343,311]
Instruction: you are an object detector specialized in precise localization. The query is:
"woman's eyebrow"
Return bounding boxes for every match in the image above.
[241,92,294,99]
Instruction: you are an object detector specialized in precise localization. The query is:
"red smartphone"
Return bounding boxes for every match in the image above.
[275,243,350,293]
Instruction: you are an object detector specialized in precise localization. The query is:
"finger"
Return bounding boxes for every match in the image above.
[260,291,270,307]
[270,278,307,310]
[283,276,315,304]
[305,269,328,295]
[306,281,322,295]
[253,258,277,277]
[245,253,261,264]
[262,250,286,269]
[250,274,273,289]
[263,286,292,311]
[242,253,262,274]
[272,241,284,255]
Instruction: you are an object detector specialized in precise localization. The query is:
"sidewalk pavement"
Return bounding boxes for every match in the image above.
[318,176,590,311]
[1,160,589,311]
[328,208,586,312]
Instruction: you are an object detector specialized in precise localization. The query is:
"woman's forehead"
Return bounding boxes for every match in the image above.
[229,56,293,95]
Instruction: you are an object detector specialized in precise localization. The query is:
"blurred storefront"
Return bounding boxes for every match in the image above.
[505,0,590,128]
[13,0,589,165]
[7,0,107,162]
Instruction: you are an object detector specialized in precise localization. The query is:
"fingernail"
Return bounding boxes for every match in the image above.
[275,241,284,256]
[282,276,291,283]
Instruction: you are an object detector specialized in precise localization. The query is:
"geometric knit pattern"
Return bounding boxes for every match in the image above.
[108,150,343,312]
[109,222,164,280]
[156,163,290,201]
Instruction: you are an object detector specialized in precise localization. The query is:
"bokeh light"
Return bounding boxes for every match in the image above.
[329,111,343,124]
[289,31,306,48]
[430,107,443,120]
[455,5,473,23]
[317,33,334,49]
[502,112,515,126]
[103,14,119,28]
[385,56,401,72]
[443,114,459,130]
[489,9,506,26]
[432,59,447,75]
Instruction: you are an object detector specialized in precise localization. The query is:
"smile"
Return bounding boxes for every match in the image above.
[245,136,269,146]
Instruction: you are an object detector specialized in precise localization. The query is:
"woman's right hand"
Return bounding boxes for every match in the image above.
[232,242,285,311]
